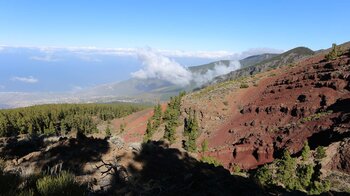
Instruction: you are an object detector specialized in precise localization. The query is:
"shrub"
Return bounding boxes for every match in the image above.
[119,123,126,133]
[105,125,111,137]
[143,119,154,142]
[233,165,241,173]
[254,165,272,186]
[325,43,341,61]
[315,146,326,160]
[201,139,209,153]
[36,172,85,196]
[240,83,249,88]
[301,141,311,161]
[309,180,331,195]
[297,164,314,188]
[201,156,221,167]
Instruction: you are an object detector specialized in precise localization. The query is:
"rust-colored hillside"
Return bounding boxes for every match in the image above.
[182,47,350,171]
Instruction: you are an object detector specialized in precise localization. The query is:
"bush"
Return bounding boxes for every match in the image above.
[105,125,111,137]
[309,180,331,195]
[297,164,314,187]
[143,119,154,142]
[301,141,311,161]
[201,156,221,167]
[240,83,249,88]
[325,43,342,61]
[254,165,272,186]
[315,146,326,160]
[201,139,209,153]
[36,172,85,196]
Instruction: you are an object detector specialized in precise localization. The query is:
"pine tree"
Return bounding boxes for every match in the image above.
[164,121,176,144]
[297,164,314,188]
[144,119,154,142]
[301,141,311,161]
[315,146,326,160]
[277,150,298,190]
[184,110,199,152]
[105,125,111,137]
[152,104,162,129]
[325,43,341,61]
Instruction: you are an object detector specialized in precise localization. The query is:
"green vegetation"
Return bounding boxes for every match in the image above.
[163,92,185,143]
[201,155,221,167]
[152,103,162,129]
[232,165,241,173]
[240,83,249,88]
[0,158,86,196]
[301,141,311,161]
[119,122,126,133]
[183,109,199,152]
[315,146,326,160]
[36,172,85,196]
[325,43,342,61]
[143,103,163,142]
[143,119,155,142]
[201,139,209,153]
[0,103,144,137]
[300,110,333,124]
[254,147,330,194]
[105,125,111,137]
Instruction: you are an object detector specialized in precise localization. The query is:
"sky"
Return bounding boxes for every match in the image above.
[0,0,349,93]
[1,0,349,51]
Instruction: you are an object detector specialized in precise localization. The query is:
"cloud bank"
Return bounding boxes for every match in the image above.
[132,49,241,86]
[30,55,60,62]
[192,61,241,85]
[0,45,283,60]
[131,49,192,86]
[12,76,39,83]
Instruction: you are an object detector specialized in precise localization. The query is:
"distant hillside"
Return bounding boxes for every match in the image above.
[188,53,279,74]
[188,60,231,74]
[212,47,314,84]
[240,53,279,68]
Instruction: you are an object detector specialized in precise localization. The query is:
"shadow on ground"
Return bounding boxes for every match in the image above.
[107,141,310,196]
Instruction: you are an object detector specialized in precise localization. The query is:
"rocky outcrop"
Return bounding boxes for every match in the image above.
[326,139,350,175]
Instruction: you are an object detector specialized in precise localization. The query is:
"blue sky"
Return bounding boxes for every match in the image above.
[1,0,349,51]
[0,0,349,93]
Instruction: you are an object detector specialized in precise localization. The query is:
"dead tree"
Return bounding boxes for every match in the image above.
[95,158,129,183]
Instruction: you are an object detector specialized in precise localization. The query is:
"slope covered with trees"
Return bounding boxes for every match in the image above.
[0,103,145,137]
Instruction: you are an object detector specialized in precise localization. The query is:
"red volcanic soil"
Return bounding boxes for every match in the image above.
[186,51,350,170]
[112,103,167,143]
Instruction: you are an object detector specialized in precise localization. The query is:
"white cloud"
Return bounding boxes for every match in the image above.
[78,55,102,62]
[192,61,241,85]
[131,48,242,86]
[131,48,192,86]
[12,76,39,84]
[30,55,60,62]
[1,45,283,60]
